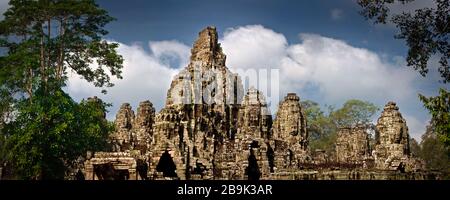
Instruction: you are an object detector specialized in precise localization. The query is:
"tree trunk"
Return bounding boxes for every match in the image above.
[44,18,51,90]
[40,22,45,91]
[56,17,66,81]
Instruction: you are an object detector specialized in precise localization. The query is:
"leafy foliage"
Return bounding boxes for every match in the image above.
[0,0,122,179]
[420,134,449,172]
[0,0,124,106]
[358,0,449,83]
[419,88,450,146]
[415,123,450,177]
[409,138,421,157]
[330,99,379,128]
[3,88,111,179]
[302,99,378,153]
[358,0,450,149]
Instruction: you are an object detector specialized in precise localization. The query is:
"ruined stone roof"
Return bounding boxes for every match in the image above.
[285,93,300,101]
[189,26,226,69]
[243,86,268,106]
[115,103,135,130]
[81,27,429,181]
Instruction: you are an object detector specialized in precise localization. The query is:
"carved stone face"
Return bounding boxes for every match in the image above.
[117,113,132,129]
[115,103,135,130]
[285,114,297,136]
[390,124,403,144]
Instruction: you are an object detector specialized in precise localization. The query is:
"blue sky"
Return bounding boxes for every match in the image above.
[96,0,404,55]
[1,0,448,140]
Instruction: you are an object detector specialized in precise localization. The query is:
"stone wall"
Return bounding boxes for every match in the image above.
[82,27,435,180]
[335,126,371,165]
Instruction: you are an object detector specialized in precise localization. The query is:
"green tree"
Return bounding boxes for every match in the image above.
[4,89,112,179]
[409,138,421,157]
[330,99,379,128]
[419,88,450,147]
[0,131,7,169]
[302,99,378,153]
[0,0,123,179]
[301,100,333,140]
[0,0,123,104]
[419,123,450,174]
[301,100,337,152]
[357,0,450,146]
[358,0,449,82]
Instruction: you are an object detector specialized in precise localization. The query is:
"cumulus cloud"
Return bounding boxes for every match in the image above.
[66,40,190,120]
[220,25,426,140]
[221,25,287,70]
[149,40,190,69]
[221,25,417,103]
[66,24,429,140]
[283,33,417,102]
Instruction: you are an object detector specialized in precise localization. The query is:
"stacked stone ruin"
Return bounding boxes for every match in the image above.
[335,125,371,166]
[373,102,424,172]
[83,27,436,180]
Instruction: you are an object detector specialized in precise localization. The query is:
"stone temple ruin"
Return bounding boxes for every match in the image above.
[82,27,438,180]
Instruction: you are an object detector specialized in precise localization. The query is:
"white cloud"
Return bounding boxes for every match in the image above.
[221,25,417,103]
[284,33,417,102]
[404,114,429,141]
[330,8,343,20]
[66,40,189,120]
[149,40,190,69]
[66,24,431,140]
[220,25,428,140]
[221,25,287,70]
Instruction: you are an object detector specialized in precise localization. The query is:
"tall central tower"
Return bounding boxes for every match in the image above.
[150,26,244,179]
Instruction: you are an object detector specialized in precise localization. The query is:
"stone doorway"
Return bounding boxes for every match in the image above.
[93,163,131,180]
[84,152,139,180]
[246,150,261,180]
[156,150,178,177]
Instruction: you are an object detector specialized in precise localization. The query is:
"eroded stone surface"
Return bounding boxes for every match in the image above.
[81,27,434,180]
[270,93,309,173]
[335,126,371,166]
[110,103,135,152]
[133,101,155,153]
[373,102,423,172]
[272,93,308,149]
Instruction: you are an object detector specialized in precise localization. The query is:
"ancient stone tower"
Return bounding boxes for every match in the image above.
[132,101,155,153]
[84,101,156,180]
[81,27,433,180]
[373,102,421,171]
[376,102,410,154]
[150,26,244,180]
[110,103,135,152]
[233,87,273,179]
[272,93,308,148]
[109,101,155,153]
[270,93,309,171]
[237,87,272,140]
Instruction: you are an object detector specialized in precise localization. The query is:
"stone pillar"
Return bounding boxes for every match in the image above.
[129,169,137,180]
[84,162,94,180]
